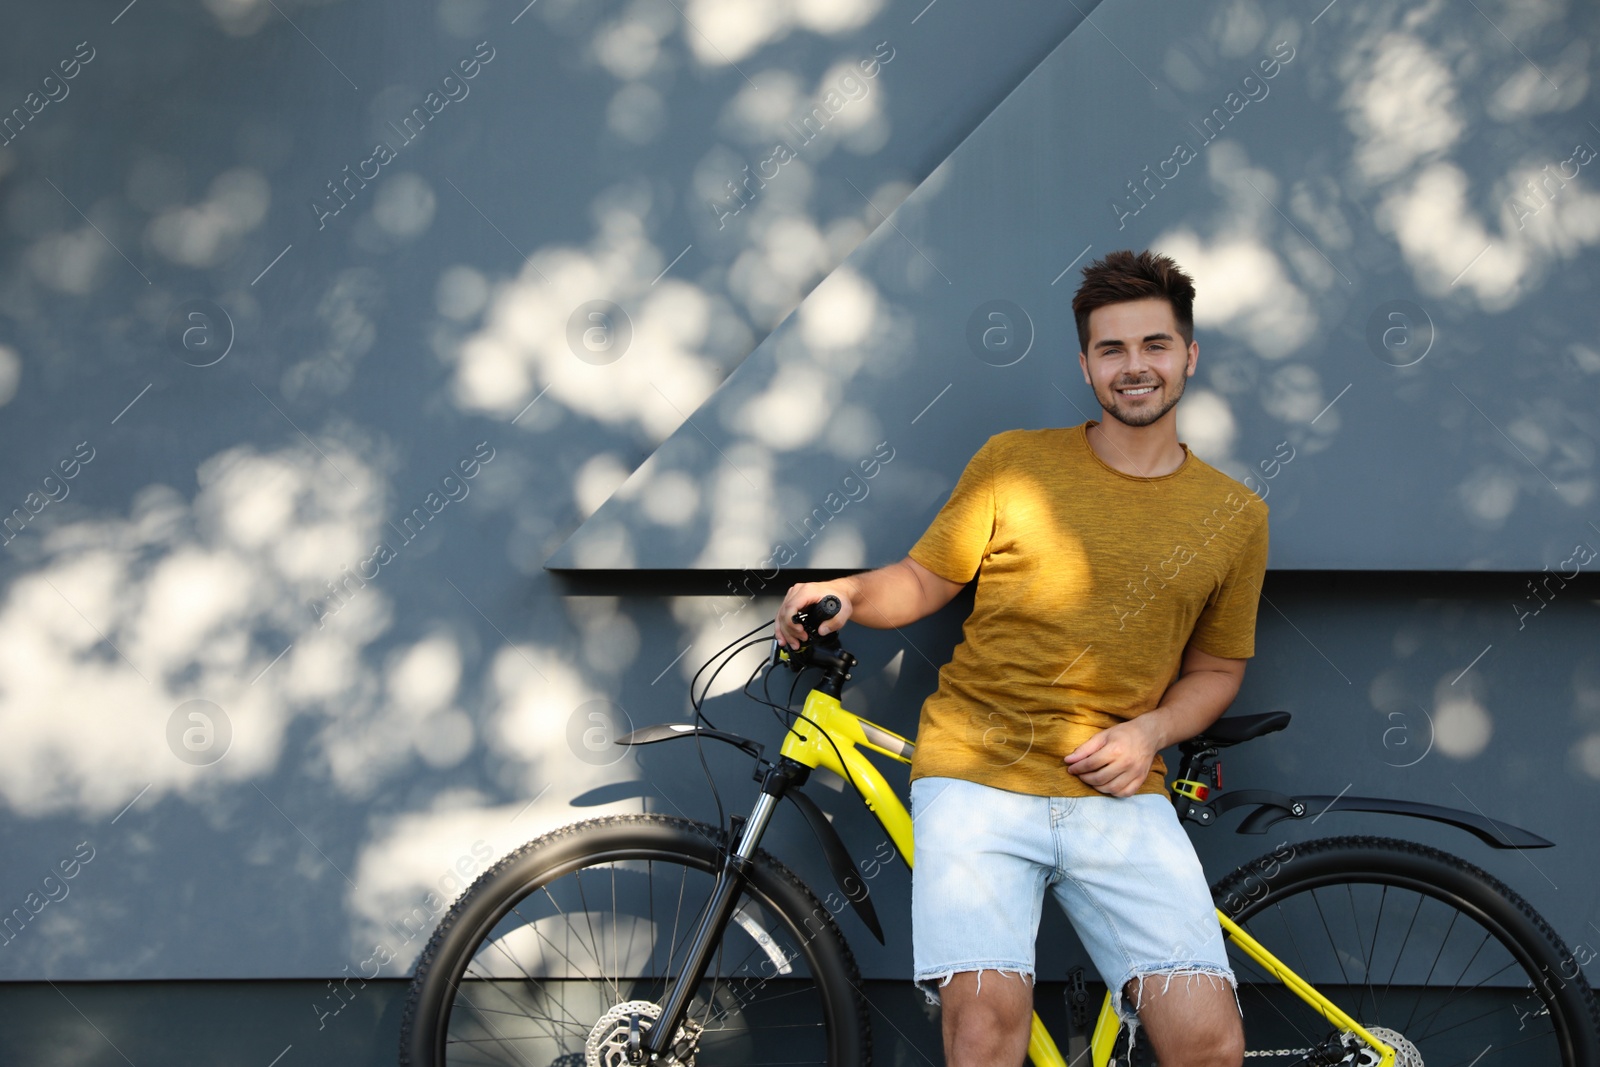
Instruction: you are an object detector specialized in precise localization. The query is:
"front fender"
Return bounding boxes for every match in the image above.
[617,722,764,760]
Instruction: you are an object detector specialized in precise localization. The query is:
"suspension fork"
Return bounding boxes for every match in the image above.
[647,759,807,1059]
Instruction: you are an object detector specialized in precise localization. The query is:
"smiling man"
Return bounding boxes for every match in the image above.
[777,249,1268,1067]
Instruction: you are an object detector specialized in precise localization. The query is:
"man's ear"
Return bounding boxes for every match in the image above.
[1186,340,1199,377]
[1078,350,1090,385]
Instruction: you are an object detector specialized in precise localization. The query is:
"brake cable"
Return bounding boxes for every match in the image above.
[675,606,869,844]
[682,620,771,838]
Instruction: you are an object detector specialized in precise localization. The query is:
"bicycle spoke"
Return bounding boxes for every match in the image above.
[1404,956,1529,1043]
[464,984,583,1046]
[451,984,541,1067]
[1442,1026,1557,1064]
[665,859,689,979]
[648,858,658,981]
[572,868,621,1007]
[1379,888,1425,1015]
[699,976,826,1031]
[457,940,588,1049]
[612,862,619,1001]
[1403,903,1463,1036]
[1402,927,1498,1040]
[465,941,592,1039]
[528,882,608,986]
[1310,887,1354,989]
[489,894,603,990]
[440,1034,534,1067]
[1420,966,1542,1049]
[462,1002,588,1026]
[1270,898,1316,1001]
[1358,884,1387,1026]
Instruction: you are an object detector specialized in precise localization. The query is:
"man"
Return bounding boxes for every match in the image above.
[775,250,1267,1067]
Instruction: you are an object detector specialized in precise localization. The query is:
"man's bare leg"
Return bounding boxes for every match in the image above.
[938,969,1035,1067]
[1124,972,1244,1067]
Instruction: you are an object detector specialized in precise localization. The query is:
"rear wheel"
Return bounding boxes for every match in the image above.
[399,813,871,1067]
[1211,836,1600,1067]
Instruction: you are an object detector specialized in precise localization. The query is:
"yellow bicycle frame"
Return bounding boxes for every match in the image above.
[776,686,1396,1067]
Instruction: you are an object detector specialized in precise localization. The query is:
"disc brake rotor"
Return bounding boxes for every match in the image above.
[585,1000,703,1067]
[1349,1026,1424,1067]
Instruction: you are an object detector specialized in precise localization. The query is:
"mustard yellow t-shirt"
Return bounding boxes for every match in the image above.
[906,421,1269,798]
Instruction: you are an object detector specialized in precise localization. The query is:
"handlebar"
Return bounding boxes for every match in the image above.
[772,597,854,690]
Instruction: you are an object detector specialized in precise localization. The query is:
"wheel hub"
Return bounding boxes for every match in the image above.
[585,1000,703,1067]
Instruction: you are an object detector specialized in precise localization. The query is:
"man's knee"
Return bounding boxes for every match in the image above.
[1166,1011,1243,1067]
[1123,970,1243,1067]
[938,969,1035,1062]
[941,968,1034,1015]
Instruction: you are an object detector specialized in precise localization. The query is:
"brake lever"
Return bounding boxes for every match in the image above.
[771,634,837,673]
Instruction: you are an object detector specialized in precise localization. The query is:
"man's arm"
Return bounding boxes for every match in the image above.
[774,557,965,648]
[1062,641,1247,797]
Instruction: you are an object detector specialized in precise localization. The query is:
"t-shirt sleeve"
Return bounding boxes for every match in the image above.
[1188,506,1269,659]
[907,438,996,584]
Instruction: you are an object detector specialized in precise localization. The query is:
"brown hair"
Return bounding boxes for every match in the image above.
[1071,249,1196,352]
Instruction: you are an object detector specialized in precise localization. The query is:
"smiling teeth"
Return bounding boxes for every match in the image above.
[1120,386,1155,395]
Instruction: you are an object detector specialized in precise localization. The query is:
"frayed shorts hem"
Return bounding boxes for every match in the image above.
[912,962,1035,1006]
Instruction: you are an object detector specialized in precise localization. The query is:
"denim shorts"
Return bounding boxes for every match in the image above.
[910,775,1235,1026]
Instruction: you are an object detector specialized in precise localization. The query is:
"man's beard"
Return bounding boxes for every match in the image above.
[1097,372,1185,428]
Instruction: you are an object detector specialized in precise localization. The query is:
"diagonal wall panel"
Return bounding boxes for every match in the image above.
[550,0,1600,572]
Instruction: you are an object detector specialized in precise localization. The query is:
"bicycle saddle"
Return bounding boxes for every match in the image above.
[1188,710,1290,750]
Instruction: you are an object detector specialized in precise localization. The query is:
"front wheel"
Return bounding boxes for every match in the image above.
[1212,835,1600,1067]
[399,813,871,1067]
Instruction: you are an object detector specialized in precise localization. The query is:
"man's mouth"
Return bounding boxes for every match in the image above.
[1116,384,1157,397]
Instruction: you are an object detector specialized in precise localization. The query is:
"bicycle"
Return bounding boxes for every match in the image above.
[400,597,1600,1067]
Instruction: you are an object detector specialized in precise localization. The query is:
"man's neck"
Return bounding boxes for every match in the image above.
[1086,418,1186,478]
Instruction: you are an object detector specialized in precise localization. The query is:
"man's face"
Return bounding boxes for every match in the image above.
[1078,298,1199,429]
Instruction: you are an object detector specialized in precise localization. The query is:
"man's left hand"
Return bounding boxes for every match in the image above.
[1063,717,1160,797]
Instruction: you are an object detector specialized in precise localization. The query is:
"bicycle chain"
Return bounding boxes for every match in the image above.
[1239,1025,1420,1067]
[1242,1050,1313,1058]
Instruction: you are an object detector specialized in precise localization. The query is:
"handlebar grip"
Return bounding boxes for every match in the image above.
[793,595,842,638]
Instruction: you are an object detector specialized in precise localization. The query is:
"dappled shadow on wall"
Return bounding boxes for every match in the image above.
[0,0,931,971]
[0,431,675,966]
[1163,0,1598,532]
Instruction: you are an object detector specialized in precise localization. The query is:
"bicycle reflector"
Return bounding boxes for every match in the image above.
[1172,778,1211,802]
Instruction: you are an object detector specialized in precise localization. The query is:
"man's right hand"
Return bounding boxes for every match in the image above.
[774,581,855,648]
[771,558,963,647]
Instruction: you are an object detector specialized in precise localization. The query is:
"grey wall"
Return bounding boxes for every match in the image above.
[0,0,1596,1039]
[0,0,1098,984]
